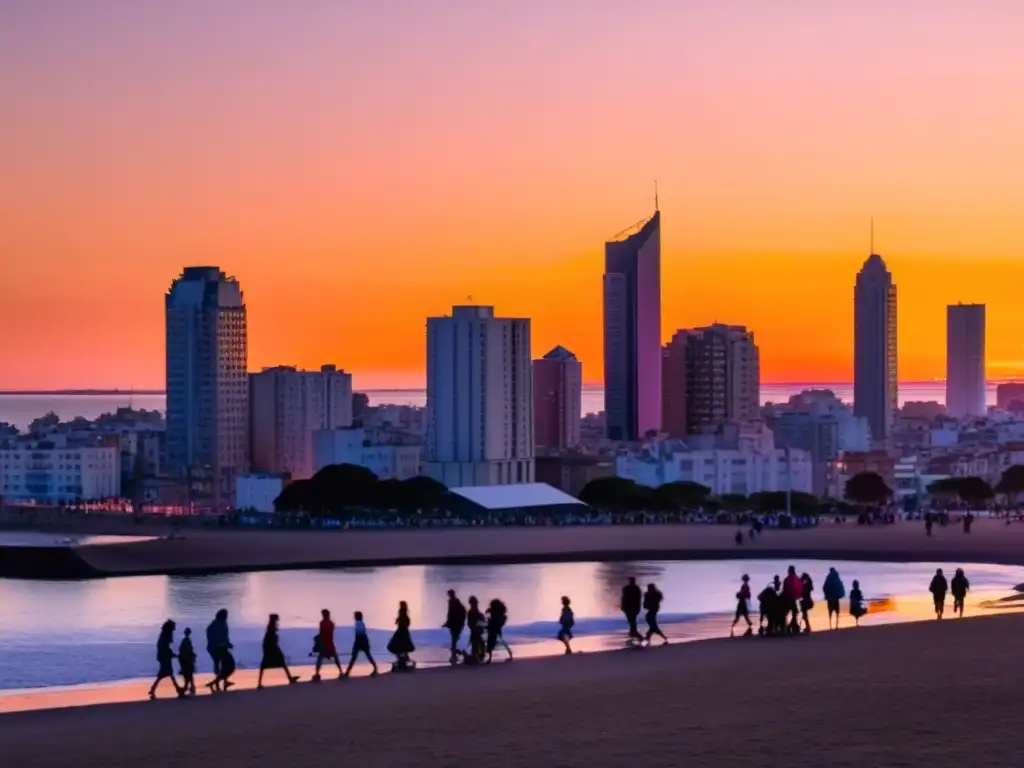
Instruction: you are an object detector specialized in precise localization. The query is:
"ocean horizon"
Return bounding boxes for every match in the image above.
[0,381,1005,431]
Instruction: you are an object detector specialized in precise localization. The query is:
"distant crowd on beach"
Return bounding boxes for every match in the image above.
[144,565,975,700]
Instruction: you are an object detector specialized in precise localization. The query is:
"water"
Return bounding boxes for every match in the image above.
[1,558,1020,691]
[0,383,999,430]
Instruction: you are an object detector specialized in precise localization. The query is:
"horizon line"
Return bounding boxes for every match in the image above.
[1,379,1022,397]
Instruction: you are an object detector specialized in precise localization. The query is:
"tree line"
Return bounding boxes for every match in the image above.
[273,464,447,515]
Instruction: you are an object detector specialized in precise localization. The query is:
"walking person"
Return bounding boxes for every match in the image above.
[951,568,970,617]
[485,598,513,662]
[643,583,668,644]
[205,608,233,692]
[466,596,485,665]
[387,601,416,671]
[178,627,197,696]
[822,567,846,630]
[443,590,467,664]
[620,577,643,643]
[929,568,948,619]
[557,596,575,655]
[799,572,815,633]
[257,613,300,689]
[313,609,342,681]
[344,611,379,677]
[148,620,184,700]
[731,574,753,636]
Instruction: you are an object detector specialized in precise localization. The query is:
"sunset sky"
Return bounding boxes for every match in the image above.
[3,1,1024,390]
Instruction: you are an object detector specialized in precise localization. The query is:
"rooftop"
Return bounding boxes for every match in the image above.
[448,483,587,511]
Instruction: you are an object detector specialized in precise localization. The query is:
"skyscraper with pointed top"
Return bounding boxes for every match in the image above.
[603,203,661,441]
[853,252,897,443]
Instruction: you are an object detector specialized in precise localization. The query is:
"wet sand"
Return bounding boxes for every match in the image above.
[58,518,1024,577]
[4,612,1024,767]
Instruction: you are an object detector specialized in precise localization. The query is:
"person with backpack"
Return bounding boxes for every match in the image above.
[643,583,668,644]
[822,567,846,630]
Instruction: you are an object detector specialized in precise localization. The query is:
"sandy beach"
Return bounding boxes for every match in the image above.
[2,612,1023,767]
[38,518,1024,577]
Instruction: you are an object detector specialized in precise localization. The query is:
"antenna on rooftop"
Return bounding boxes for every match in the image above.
[654,180,659,212]
[870,216,875,254]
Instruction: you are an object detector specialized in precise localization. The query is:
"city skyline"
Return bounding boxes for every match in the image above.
[5,3,1024,390]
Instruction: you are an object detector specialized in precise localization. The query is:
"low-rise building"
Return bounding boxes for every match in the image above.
[534,453,614,497]
[314,428,421,481]
[235,473,286,513]
[615,440,813,497]
[0,437,121,503]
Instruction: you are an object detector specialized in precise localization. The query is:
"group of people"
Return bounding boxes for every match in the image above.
[147,565,977,698]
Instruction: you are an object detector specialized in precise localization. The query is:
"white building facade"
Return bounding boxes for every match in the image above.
[235,473,285,513]
[616,445,813,497]
[250,364,353,480]
[946,303,986,419]
[314,428,421,481]
[425,305,534,486]
[0,440,121,503]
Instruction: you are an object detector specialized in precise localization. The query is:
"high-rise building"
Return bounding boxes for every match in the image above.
[945,303,986,419]
[603,209,661,440]
[249,364,353,479]
[533,346,582,451]
[165,267,248,508]
[661,331,689,437]
[679,324,760,433]
[853,253,898,443]
[425,305,533,486]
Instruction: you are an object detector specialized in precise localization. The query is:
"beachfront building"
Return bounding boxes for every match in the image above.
[603,208,661,441]
[615,441,813,497]
[946,303,987,420]
[533,346,582,451]
[314,427,421,481]
[249,364,353,480]
[0,437,121,503]
[425,305,533,487]
[165,266,249,509]
[853,253,898,443]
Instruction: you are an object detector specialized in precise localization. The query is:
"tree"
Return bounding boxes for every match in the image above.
[579,477,660,511]
[748,490,820,514]
[996,465,1024,500]
[655,481,712,510]
[844,472,893,505]
[272,464,448,515]
[716,493,750,512]
[927,476,993,507]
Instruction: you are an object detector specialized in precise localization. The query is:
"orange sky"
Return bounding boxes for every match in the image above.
[2,2,1024,390]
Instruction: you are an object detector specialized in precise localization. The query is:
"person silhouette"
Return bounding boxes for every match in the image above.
[557,596,575,654]
[313,609,342,681]
[205,608,233,692]
[620,577,643,643]
[178,627,197,696]
[822,567,846,630]
[799,572,815,633]
[849,580,867,626]
[485,598,512,662]
[443,590,467,664]
[148,620,184,700]
[929,568,948,619]
[951,568,970,617]
[387,601,416,671]
[643,583,668,644]
[731,574,753,636]
[344,611,379,677]
[257,613,299,689]
[466,596,485,665]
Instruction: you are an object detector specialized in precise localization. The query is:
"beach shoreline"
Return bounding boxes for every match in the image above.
[5,518,1024,579]
[4,612,1024,766]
